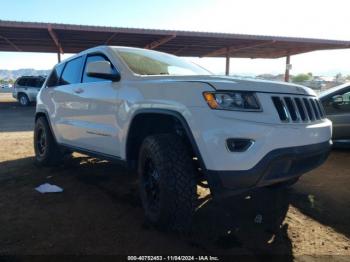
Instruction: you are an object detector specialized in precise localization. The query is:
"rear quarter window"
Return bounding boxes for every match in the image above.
[47,63,65,87]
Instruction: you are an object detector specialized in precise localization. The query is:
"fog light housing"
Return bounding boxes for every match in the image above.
[226,138,254,152]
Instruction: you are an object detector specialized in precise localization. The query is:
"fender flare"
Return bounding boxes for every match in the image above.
[126,108,207,171]
[34,109,58,143]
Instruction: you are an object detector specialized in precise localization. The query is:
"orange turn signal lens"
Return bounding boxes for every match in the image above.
[203,92,218,109]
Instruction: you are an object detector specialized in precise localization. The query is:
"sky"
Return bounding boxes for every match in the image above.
[1,0,350,76]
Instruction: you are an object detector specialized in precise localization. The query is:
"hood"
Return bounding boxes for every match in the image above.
[140,75,316,96]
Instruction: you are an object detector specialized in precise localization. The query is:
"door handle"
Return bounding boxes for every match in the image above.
[74,88,84,94]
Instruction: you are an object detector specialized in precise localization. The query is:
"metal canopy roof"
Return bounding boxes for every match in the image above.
[1,20,350,58]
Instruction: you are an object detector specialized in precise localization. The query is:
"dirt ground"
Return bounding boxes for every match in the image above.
[0,93,349,261]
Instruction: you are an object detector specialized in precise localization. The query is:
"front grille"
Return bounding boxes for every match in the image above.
[272,96,326,123]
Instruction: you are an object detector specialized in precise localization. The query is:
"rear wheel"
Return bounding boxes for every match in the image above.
[18,94,30,106]
[34,116,63,166]
[138,134,197,233]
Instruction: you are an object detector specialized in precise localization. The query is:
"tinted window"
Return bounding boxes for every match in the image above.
[31,78,45,88]
[47,63,65,87]
[60,56,84,85]
[323,88,350,114]
[25,78,36,87]
[36,78,45,87]
[82,55,116,83]
[17,78,28,86]
[26,78,43,87]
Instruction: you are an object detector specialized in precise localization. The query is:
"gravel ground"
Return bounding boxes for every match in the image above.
[0,93,349,261]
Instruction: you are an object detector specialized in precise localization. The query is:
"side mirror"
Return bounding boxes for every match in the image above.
[86,61,121,81]
[331,95,343,109]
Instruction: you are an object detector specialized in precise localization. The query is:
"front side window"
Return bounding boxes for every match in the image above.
[323,88,350,114]
[82,55,117,83]
[115,48,211,76]
[47,63,65,87]
[60,56,84,85]
[25,78,35,87]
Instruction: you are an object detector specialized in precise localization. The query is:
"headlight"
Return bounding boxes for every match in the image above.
[203,91,262,111]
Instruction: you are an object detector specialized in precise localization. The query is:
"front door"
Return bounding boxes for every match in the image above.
[71,54,121,157]
[323,87,350,140]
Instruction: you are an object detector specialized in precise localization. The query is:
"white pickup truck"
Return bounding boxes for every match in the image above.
[34,46,332,232]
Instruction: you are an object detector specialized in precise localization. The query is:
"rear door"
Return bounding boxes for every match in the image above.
[26,77,42,101]
[322,86,350,140]
[47,56,86,146]
[42,63,65,140]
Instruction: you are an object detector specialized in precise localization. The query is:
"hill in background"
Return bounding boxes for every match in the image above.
[0,69,50,81]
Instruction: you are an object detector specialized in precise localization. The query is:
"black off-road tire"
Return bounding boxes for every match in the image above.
[18,93,30,106]
[138,133,197,233]
[34,116,63,166]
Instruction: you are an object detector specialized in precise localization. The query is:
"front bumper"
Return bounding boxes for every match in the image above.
[206,141,331,198]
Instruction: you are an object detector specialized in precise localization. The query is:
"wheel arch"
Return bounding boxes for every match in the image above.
[35,110,58,143]
[17,92,30,101]
[125,109,206,171]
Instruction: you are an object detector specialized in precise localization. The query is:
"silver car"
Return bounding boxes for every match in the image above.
[12,76,46,106]
[320,83,350,143]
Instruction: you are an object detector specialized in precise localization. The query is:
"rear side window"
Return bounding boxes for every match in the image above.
[25,78,35,87]
[47,63,65,87]
[60,56,84,85]
[26,78,40,87]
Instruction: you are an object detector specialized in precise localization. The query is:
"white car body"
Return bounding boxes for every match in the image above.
[36,46,332,197]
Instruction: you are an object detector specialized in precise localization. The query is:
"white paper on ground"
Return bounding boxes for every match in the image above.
[35,183,63,193]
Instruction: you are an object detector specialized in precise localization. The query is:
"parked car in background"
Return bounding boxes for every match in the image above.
[12,76,46,106]
[0,83,13,89]
[319,83,350,143]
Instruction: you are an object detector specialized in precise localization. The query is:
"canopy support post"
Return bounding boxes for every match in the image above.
[57,52,61,63]
[48,25,63,64]
[225,48,230,76]
[285,55,291,82]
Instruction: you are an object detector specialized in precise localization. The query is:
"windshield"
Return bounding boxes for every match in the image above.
[114,47,212,76]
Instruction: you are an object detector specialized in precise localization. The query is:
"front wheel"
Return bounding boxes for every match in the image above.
[138,134,197,233]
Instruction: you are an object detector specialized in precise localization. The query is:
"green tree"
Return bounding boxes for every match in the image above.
[292,73,312,83]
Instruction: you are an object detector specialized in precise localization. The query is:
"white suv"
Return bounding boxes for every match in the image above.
[13,76,46,106]
[34,46,332,232]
